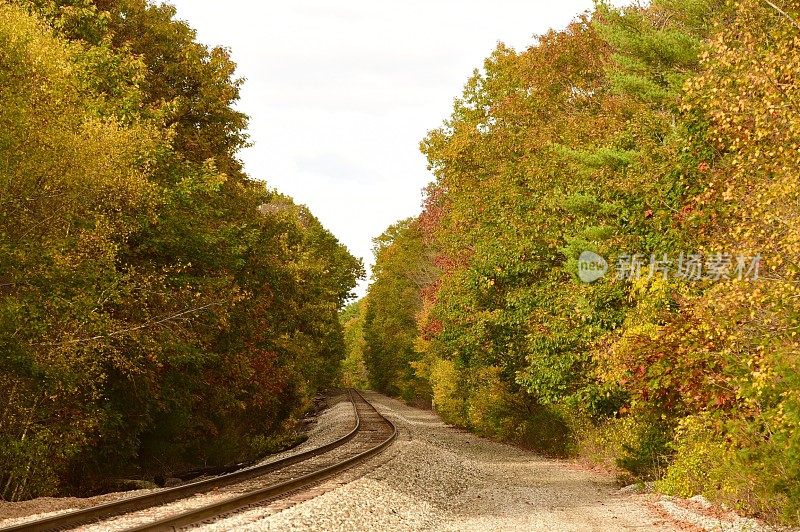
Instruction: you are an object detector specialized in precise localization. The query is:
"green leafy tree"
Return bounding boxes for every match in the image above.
[362,219,434,403]
[0,1,362,499]
[362,0,800,522]
[339,301,369,389]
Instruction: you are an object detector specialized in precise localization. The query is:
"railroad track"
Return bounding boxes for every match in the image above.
[1,390,397,532]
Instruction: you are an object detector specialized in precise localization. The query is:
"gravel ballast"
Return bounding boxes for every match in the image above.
[0,392,776,531]
[201,392,765,531]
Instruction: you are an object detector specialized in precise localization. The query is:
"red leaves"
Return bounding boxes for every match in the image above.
[421,317,444,341]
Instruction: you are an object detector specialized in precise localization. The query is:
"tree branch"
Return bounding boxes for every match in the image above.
[764,0,800,32]
[39,301,225,347]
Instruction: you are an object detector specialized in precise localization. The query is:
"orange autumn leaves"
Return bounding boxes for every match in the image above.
[357,0,800,523]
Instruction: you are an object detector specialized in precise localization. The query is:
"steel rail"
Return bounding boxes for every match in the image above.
[0,390,362,532]
[125,390,397,532]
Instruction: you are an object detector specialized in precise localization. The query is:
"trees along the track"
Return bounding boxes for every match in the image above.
[0,1,361,500]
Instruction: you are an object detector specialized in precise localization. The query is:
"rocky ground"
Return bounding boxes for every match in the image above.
[0,391,777,531]
[199,392,775,531]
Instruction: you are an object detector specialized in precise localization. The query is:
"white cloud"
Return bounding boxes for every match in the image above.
[163,0,625,296]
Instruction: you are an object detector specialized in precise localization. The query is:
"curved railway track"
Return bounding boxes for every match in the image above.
[1,389,397,532]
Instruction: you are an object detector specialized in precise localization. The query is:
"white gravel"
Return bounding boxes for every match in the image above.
[652,495,776,532]
[198,392,779,532]
[254,394,356,467]
[0,392,780,531]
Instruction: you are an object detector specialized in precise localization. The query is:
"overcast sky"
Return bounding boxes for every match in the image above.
[164,0,619,296]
